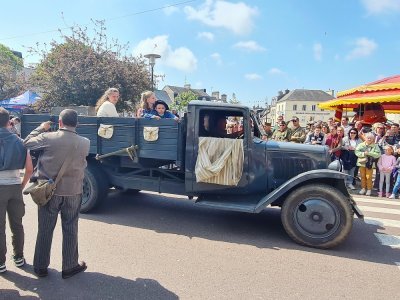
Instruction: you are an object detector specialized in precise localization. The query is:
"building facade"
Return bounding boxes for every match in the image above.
[267,89,335,127]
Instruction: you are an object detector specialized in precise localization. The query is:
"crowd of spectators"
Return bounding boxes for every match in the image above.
[264,115,400,198]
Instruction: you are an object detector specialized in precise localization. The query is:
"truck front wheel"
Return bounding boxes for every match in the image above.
[81,163,109,213]
[281,184,353,249]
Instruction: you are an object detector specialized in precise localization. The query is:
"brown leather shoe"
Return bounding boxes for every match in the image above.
[62,261,87,279]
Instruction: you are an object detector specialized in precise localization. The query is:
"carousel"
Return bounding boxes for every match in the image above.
[318,75,400,125]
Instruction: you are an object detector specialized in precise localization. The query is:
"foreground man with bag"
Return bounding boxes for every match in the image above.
[24,109,90,279]
[0,108,33,273]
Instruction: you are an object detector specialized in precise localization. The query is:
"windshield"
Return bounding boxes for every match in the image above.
[250,111,266,138]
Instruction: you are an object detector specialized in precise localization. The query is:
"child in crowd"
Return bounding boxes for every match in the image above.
[145,100,179,120]
[389,155,400,199]
[377,145,396,197]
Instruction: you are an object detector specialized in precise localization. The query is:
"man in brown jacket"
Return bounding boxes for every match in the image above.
[24,109,90,279]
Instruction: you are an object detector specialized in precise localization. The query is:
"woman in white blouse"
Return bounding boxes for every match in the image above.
[95,88,120,117]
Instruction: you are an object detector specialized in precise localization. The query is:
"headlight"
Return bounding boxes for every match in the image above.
[328,160,342,171]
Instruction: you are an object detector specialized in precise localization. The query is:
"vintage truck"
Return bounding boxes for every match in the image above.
[21,101,364,249]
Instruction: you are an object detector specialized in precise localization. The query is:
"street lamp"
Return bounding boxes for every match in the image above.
[144,53,161,91]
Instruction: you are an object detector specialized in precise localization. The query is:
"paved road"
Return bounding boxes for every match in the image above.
[1,191,400,299]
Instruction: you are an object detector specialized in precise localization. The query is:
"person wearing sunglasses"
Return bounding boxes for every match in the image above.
[271,121,291,142]
[289,116,306,143]
[341,128,362,190]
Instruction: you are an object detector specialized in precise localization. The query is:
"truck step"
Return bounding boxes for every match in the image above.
[195,195,261,213]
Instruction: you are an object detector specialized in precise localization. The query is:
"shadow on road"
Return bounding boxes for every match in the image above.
[1,265,178,300]
[80,190,399,267]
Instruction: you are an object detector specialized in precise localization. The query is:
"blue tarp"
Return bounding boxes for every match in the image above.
[0,91,41,108]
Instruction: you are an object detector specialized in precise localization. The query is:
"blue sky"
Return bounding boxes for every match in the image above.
[1,0,400,107]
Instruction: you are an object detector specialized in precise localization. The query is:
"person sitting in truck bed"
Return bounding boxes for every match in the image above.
[95,88,120,117]
[145,100,179,120]
[136,91,157,118]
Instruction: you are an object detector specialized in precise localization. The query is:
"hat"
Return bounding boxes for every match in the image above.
[154,100,169,111]
[278,121,286,126]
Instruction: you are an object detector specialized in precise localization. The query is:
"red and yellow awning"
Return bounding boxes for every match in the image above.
[318,75,400,111]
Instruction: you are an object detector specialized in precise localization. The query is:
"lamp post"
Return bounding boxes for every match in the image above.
[144,53,161,91]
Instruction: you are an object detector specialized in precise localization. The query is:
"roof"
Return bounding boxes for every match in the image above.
[189,100,249,110]
[154,90,172,105]
[277,89,335,103]
[164,85,210,98]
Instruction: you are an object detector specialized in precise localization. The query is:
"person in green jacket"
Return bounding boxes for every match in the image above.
[355,132,381,196]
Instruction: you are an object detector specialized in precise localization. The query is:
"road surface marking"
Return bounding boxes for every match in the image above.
[364,217,400,229]
[374,233,400,248]
[354,198,400,206]
[358,206,400,215]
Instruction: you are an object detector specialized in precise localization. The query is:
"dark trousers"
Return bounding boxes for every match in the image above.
[0,184,25,265]
[34,194,82,271]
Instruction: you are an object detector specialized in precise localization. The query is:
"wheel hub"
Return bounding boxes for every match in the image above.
[294,198,340,238]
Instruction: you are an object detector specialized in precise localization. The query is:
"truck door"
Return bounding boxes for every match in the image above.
[185,106,250,194]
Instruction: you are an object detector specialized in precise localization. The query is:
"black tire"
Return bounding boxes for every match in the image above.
[281,183,353,249]
[81,163,109,213]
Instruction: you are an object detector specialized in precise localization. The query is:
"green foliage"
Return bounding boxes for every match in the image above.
[28,20,151,111]
[0,44,24,100]
[171,90,198,112]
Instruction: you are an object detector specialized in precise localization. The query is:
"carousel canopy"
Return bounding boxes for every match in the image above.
[318,75,400,110]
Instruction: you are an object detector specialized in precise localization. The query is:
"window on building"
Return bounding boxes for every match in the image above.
[293,104,297,111]
[311,105,316,111]
[302,105,306,111]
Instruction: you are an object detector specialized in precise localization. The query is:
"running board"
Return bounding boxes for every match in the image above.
[195,194,263,213]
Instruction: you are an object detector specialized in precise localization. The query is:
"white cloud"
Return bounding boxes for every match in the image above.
[163,5,179,15]
[268,68,284,75]
[210,52,222,65]
[132,35,197,72]
[313,43,322,61]
[361,0,400,15]
[345,37,378,60]
[197,31,214,41]
[245,73,262,80]
[377,74,386,79]
[233,40,266,52]
[184,0,259,35]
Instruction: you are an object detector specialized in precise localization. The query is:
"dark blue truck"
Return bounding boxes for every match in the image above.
[22,101,363,249]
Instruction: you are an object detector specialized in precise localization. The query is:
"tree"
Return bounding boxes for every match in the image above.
[28,21,151,111]
[171,90,198,112]
[229,92,240,104]
[0,44,24,100]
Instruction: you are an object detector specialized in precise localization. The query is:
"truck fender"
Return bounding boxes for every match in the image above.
[254,169,352,213]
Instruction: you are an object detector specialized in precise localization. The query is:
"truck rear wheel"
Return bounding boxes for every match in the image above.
[81,163,109,213]
[281,184,353,249]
